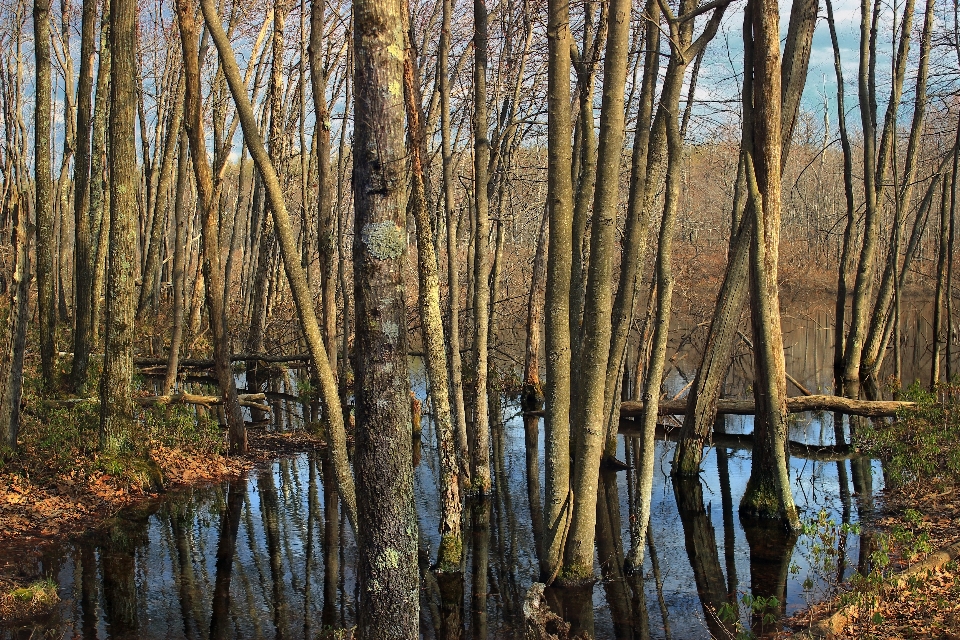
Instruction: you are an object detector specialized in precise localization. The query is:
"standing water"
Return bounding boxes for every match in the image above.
[3,310,938,639]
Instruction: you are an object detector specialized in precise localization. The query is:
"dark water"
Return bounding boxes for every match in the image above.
[3,309,946,639]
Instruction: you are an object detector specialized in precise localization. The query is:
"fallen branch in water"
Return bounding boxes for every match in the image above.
[618,394,914,418]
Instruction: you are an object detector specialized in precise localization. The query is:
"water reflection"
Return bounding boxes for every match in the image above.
[7,312,928,639]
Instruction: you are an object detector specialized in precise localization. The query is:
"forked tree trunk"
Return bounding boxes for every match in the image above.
[198,0,358,532]
[561,0,631,582]
[740,0,799,528]
[174,0,246,454]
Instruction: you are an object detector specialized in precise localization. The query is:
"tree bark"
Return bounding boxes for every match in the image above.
[402,47,463,571]
[175,0,247,454]
[471,0,492,493]
[69,0,99,391]
[163,132,190,395]
[99,0,138,452]
[352,0,419,633]
[198,0,358,532]
[34,0,56,386]
[540,0,574,584]
[562,0,631,582]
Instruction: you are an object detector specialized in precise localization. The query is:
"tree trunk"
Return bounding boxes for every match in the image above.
[352,0,419,633]
[90,0,111,350]
[540,0,574,584]
[163,132,190,395]
[402,47,463,572]
[198,0,358,531]
[175,0,246,454]
[674,0,818,476]
[561,0,631,582]
[471,0,492,493]
[99,0,138,452]
[440,0,470,483]
[740,0,799,528]
[69,0,99,391]
[34,0,56,386]
[0,201,30,454]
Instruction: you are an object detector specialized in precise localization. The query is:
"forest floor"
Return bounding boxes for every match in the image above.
[0,401,326,624]
[781,481,960,639]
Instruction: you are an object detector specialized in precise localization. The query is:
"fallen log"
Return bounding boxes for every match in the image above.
[46,393,270,412]
[133,353,311,368]
[619,394,914,418]
[617,421,858,462]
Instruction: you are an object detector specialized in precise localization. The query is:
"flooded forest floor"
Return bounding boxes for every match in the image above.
[0,391,326,623]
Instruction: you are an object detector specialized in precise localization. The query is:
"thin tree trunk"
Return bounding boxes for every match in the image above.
[175,0,246,454]
[561,0,631,581]
[0,200,30,453]
[90,0,111,349]
[69,0,98,391]
[35,0,56,386]
[472,0,492,493]
[199,0,358,532]
[440,0,470,483]
[541,0,574,583]
[163,132,189,395]
[403,47,463,571]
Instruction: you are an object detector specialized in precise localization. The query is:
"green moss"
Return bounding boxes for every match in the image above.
[740,476,782,519]
[555,563,594,586]
[435,533,463,572]
[7,579,57,605]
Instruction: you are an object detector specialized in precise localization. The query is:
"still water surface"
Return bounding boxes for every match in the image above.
[5,310,941,639]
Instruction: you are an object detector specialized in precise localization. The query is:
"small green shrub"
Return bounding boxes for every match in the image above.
[856,380,960,487]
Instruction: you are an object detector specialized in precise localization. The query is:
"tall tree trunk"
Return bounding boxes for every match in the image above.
[440,0,470,483]
[136,84,184,322]
[0,200,30,453]
[99,0,138,452]
[740,0,799,528]
[308,0,338,375]
[34,0,56,386]
[561,0,631,582]
[673,0,818,475]
[471,0,492,493]
[70,0,98,391]
[175,0,247,454]
[352,0,419,634]
[199,0,358,532]
[540,0,573,583]
[89,0,111,349]
[402,47,463,572]
[163,132,189,395]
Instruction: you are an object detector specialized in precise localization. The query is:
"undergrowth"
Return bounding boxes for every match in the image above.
[856,379,960,487]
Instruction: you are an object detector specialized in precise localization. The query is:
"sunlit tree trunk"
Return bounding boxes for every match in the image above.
[471,0,492,493]
[402,45,463,571]
[99,0,138,452]
[175,0,247,454]
[69,0,98,391]
[561,0,631,582]
[89,0,111,349]
[740,0,799,528]
[163,133,189,395]
[440,0,470,483]
[34,0,56,386]
[198,0,358,530]
[540,0,573,584]
[352,0,419,633]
